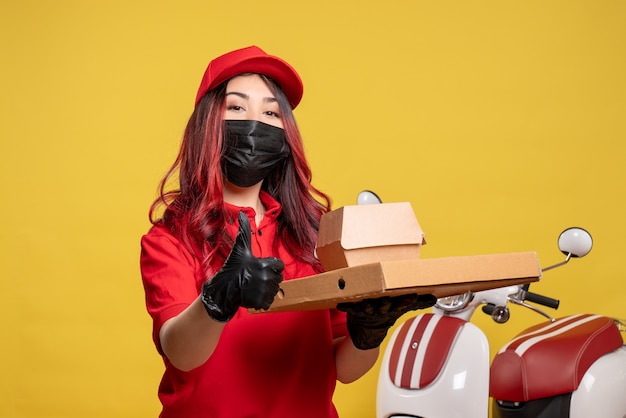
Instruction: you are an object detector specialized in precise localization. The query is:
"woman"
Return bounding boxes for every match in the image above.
[140,45,434,417]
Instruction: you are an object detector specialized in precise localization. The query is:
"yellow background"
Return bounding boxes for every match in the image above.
[1,1,625,417]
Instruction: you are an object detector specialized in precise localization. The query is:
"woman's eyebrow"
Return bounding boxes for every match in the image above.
[225,91,278,103]
[226,91,248,100]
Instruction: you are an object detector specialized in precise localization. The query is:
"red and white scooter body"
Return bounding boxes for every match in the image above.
[377,313,490,418]
[377,294,626,418]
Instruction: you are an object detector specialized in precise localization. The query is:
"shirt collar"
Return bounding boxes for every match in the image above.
[223,191,282,222]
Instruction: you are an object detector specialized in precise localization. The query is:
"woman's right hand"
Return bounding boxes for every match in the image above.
[201,211,284,322]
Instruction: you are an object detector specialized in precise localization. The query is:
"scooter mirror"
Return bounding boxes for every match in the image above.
[541,227,592,272]
[357,190,383,205]
[558,227,593,258]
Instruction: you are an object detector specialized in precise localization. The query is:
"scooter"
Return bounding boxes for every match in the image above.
[374,220,626,417]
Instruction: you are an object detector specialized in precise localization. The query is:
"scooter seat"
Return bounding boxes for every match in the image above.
[490,314,623,402]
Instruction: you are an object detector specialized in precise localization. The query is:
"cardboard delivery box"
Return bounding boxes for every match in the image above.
[257,202,542,313]
[315,202,426,271]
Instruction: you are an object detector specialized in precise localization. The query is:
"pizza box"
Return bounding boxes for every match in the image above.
[262,251,541,312]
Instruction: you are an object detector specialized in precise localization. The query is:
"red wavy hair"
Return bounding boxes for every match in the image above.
[149,75,331,277]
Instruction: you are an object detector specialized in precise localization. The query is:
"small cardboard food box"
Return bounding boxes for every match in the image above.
[262,202,541,312]
[315,202,426,271]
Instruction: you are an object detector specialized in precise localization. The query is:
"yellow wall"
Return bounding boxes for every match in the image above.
[1,1,625,417]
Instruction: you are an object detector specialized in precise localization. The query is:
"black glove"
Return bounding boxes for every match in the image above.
[337,293,437,350]
[201,211,284,322]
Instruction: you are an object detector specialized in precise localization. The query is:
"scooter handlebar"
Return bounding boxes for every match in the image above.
[524,291,560,309]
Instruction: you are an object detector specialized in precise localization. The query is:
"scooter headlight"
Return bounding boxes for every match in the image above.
[435,291,473,312]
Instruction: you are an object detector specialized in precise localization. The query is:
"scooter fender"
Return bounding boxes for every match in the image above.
[377,313,490,418]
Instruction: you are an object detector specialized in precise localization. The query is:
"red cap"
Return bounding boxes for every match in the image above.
[194,46,303,109]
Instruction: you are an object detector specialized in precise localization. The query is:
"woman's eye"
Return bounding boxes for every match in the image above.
[227,105,243,111]
[265,110,280,118]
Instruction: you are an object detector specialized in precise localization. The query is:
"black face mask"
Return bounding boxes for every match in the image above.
[223,120,291,188]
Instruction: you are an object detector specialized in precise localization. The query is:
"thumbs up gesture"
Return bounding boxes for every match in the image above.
[201,211,284,322]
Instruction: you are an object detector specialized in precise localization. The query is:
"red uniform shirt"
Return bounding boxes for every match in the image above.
[140,192,347,418]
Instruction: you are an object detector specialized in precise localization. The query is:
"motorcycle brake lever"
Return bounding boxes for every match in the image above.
[508,297,556,322]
